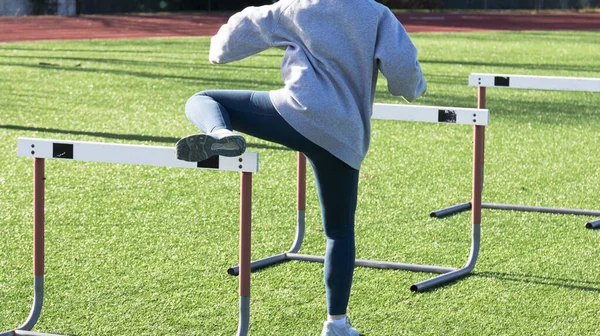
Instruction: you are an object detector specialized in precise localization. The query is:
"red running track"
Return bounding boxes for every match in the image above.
[0,12,599,43]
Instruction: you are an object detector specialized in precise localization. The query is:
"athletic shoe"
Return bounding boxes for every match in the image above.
[176,131,246,162]
[321,317,360,336]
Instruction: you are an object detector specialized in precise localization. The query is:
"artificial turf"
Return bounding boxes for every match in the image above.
[1,30,599,335]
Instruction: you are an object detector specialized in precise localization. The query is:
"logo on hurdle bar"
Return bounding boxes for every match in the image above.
[438,109,457,123]
[52,143,74,159]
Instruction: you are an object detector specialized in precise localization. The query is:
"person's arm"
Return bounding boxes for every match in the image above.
[374,9,426,102]
[209,6,277,64]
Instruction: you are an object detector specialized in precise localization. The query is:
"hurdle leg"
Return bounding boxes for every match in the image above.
[228,153,307,276]
[430,86,487,219]
[236,172,253,336]
[1,159,64,336]
[411,122,485,292]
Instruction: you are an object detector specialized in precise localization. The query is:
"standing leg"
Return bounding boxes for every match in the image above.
[304,153,359,317]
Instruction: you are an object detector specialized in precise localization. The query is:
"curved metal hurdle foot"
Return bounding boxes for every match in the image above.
[0,277,46,336]
[0,279,53,336]
[9,329,64,336]
[410,224,480,292]
[16,276,45,332]
[236,296,250,336]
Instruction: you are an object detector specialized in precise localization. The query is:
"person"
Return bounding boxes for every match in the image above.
[176,0,426,334]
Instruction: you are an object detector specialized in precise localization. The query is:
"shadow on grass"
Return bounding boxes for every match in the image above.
[0,124,290,152]
[411,270,600,294]
[0,62,281,88]
[420,59,600,75]
[0,54,280,72]
[475,271,600,292]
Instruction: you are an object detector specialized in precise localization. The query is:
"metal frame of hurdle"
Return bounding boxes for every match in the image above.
[2,138,259,336]
[5,101,490,335]
[430,73,600,229]
[228,102,490,293]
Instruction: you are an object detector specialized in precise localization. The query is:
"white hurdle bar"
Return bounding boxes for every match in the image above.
[431,73,600,229]
[229,103,490,292]
[3,138,258,336]
[469,73,600,92]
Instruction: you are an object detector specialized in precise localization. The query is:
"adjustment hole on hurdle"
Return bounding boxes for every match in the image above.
[31,144,35,148]
[31,150,35,155]
[238,165,243,169]
[238,158,243,162]
[473,119,477,123]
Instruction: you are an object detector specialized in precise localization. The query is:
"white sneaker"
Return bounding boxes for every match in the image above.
[321,316,360,336]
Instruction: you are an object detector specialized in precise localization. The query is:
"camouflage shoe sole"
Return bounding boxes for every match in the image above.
[176,133,246,162]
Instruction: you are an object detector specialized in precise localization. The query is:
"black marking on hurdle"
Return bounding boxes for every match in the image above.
[52,143,74,159]
[438,109,457,123]
[197,155,219,169]
[494,76,510,87]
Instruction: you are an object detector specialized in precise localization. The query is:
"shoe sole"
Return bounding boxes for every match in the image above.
[176,134,246,162]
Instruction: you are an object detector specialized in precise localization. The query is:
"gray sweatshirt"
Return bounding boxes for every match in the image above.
[209,0,427,169]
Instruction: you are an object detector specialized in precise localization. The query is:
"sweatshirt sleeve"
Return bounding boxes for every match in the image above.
[374,9,427,102]
[209,6,277,64]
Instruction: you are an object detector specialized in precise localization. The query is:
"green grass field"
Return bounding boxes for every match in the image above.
[1,30,599,336]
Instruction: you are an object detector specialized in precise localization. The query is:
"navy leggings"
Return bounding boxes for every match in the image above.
[185,90,358,315]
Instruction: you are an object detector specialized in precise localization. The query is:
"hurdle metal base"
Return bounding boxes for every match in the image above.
[431,202,600,229]
[230,119,486,293]
[2,331,64,336]
[229,251,457,275]
[586,219,600,229]
[228,220,480,293]
[228,222,482,292]
[430,202,472,218]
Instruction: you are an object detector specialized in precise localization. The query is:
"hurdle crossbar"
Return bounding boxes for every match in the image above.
[431,73,600,229]
[229,102,489,293]
[16,137,258,172]
[469,73,600,92]
[3,138,257,336]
